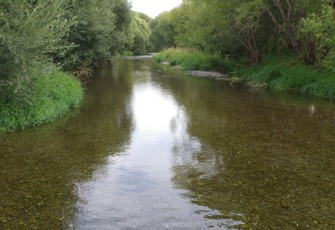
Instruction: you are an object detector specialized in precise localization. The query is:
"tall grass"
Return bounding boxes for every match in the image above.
[0,69,83,132]
[155,49,335,98]
[246,64,335,98]
[238,53,335,99]
[153,48,236,73]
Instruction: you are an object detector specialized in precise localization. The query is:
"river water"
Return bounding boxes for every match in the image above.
[1,57,335,229]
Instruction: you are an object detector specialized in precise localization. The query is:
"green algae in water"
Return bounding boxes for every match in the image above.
[1,58,335,229]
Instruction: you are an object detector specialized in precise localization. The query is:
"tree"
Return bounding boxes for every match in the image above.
[170,0,232,54]
[126,12,151,55]
[171,0,270,63]
[0,0,132,104]
[265,0,323,61]
[301,1,335,70]
[0,0,74,103]
[150,11,176,52]
[224,0,267,63]
[61,0,131,70]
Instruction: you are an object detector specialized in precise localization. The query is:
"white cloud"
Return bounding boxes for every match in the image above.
[130,0,182,18]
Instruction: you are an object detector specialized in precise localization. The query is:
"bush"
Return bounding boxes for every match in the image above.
[122,51,135,56]
[303,75,335,98]
[0,69,83,132]
[246,62,335,98]
[248,64,283,84]
[270,66,318,90]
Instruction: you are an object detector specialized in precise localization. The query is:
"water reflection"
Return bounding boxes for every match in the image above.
[0,62,133,229]
[74,61,242,229]
[171,108,225,180]
[1,57,335,229]
[154,65,335,229]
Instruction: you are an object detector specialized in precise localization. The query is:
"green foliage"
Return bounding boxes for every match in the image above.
[267,66,318,90]
[153,48,236,72]
[303,75,335,98]
[122,51,135,56]
[246,60,335,98]
[0,0,74,102]
[170,0,233,54]
[0,41,18,81]
[0,0,73,68]
[0,0,133,132]
[62,0,131,69]
[0,68,83,132]
[155,0,335,69]
[168,0,273,63]
[151,1,335,99]
[150,11,176,52]
[301,2,335,71]
[126,12,151,55]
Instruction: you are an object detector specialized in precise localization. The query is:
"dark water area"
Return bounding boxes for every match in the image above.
[1,57,335,229]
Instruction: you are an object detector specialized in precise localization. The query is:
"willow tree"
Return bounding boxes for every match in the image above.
[62,0,131,70]
[126,12,151,55]
[150,11,176,52]
[170,0,237,54]
[0,0,74,103]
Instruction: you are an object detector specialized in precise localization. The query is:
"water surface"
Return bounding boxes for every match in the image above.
[1,57,335,229]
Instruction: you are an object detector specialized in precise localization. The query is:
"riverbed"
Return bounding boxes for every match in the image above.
[1,57,334,229]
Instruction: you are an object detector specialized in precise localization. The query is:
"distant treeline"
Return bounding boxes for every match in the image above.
[149,0,335,98]
[149,0,335,71]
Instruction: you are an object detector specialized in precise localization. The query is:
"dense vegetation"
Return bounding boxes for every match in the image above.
[151,0,335,98]
[125,12,151,55]
[0,0,151,132]
[2,0,335,131]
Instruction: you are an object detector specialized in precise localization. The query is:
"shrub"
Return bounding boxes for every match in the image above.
[270,66,318,90]
[122,51,134,56]
[246,61,335,98]
[0,68,83,132]
[303,75,335,98]
[248,64,283,84]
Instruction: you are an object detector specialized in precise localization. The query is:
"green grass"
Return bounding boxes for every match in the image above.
[237,53,335,99]
[0,69,83,132]
[122,51,135,56]
[246,64,335,98]
[155,49,335,98]
[153,48,236,73]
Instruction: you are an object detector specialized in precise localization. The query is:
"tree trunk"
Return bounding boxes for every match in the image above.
[303,38,317,65]
[266,0,301,56]
[245,30,261,64]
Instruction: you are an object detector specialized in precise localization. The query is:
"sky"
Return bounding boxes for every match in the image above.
[130,0,182,18]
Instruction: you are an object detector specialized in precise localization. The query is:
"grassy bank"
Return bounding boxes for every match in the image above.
[238,54,335,98]
[154,48,335,99]
[153,48,236,73]
[0,69,83,132]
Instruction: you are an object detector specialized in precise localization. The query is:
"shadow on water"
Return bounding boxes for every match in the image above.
[0,62,133,229]
[152,62,335,229]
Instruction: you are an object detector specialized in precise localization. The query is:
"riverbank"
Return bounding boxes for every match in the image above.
[153,48,335,99]
[0,69,83,132]
[239,55,335,98]
[153,48,236,74]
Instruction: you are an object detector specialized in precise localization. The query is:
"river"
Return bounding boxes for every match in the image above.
[1,57,335,229]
